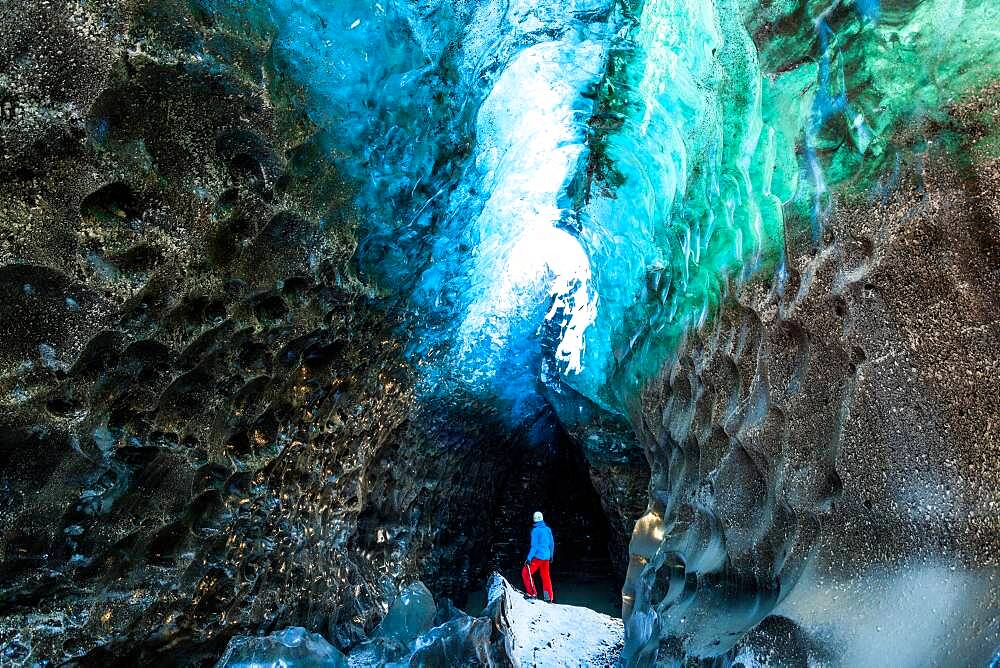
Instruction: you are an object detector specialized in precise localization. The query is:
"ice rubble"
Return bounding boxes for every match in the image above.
[218,575,623,667]
[216,627,348,668]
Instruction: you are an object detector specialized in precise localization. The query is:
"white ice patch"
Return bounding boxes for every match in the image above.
[456,38,604,377]
[495,575,623,667]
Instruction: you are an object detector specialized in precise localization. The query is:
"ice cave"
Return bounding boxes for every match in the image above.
[1,0,998,665]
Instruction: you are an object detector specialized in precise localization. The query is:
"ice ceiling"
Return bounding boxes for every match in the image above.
[203,0,999,425]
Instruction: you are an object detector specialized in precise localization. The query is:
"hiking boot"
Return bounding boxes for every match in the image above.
[522,592,536,601]
[542,592,552,603]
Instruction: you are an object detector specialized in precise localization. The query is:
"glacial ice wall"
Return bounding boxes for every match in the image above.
[622,139,1000,666]
[209,0,1000,422]
[575,0,1000,409]
[197,0,785,440]
[613,0,1000,665]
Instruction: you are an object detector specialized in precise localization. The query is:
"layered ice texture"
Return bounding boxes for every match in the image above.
[206,0,999,422]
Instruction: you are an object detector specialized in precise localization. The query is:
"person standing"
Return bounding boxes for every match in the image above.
[521,511,555,602]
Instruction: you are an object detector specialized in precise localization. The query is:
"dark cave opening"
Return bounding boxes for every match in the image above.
[459,413,622,617]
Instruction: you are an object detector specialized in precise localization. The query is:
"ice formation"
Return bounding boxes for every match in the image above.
[1,0,999,665]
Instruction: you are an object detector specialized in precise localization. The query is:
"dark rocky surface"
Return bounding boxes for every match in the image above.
[0,0,398,661]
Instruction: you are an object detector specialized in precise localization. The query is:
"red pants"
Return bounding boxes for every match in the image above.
[521,559,554,601]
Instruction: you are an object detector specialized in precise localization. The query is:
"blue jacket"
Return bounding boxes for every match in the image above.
[526,521,554,562]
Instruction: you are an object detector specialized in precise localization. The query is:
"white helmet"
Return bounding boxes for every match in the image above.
[533,511,544,522]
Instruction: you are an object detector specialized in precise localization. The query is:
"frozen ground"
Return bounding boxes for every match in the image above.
[493,576,624,667]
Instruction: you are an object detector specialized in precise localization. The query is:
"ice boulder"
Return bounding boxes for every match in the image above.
[372,581,437,645]
[216,627,347,668]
